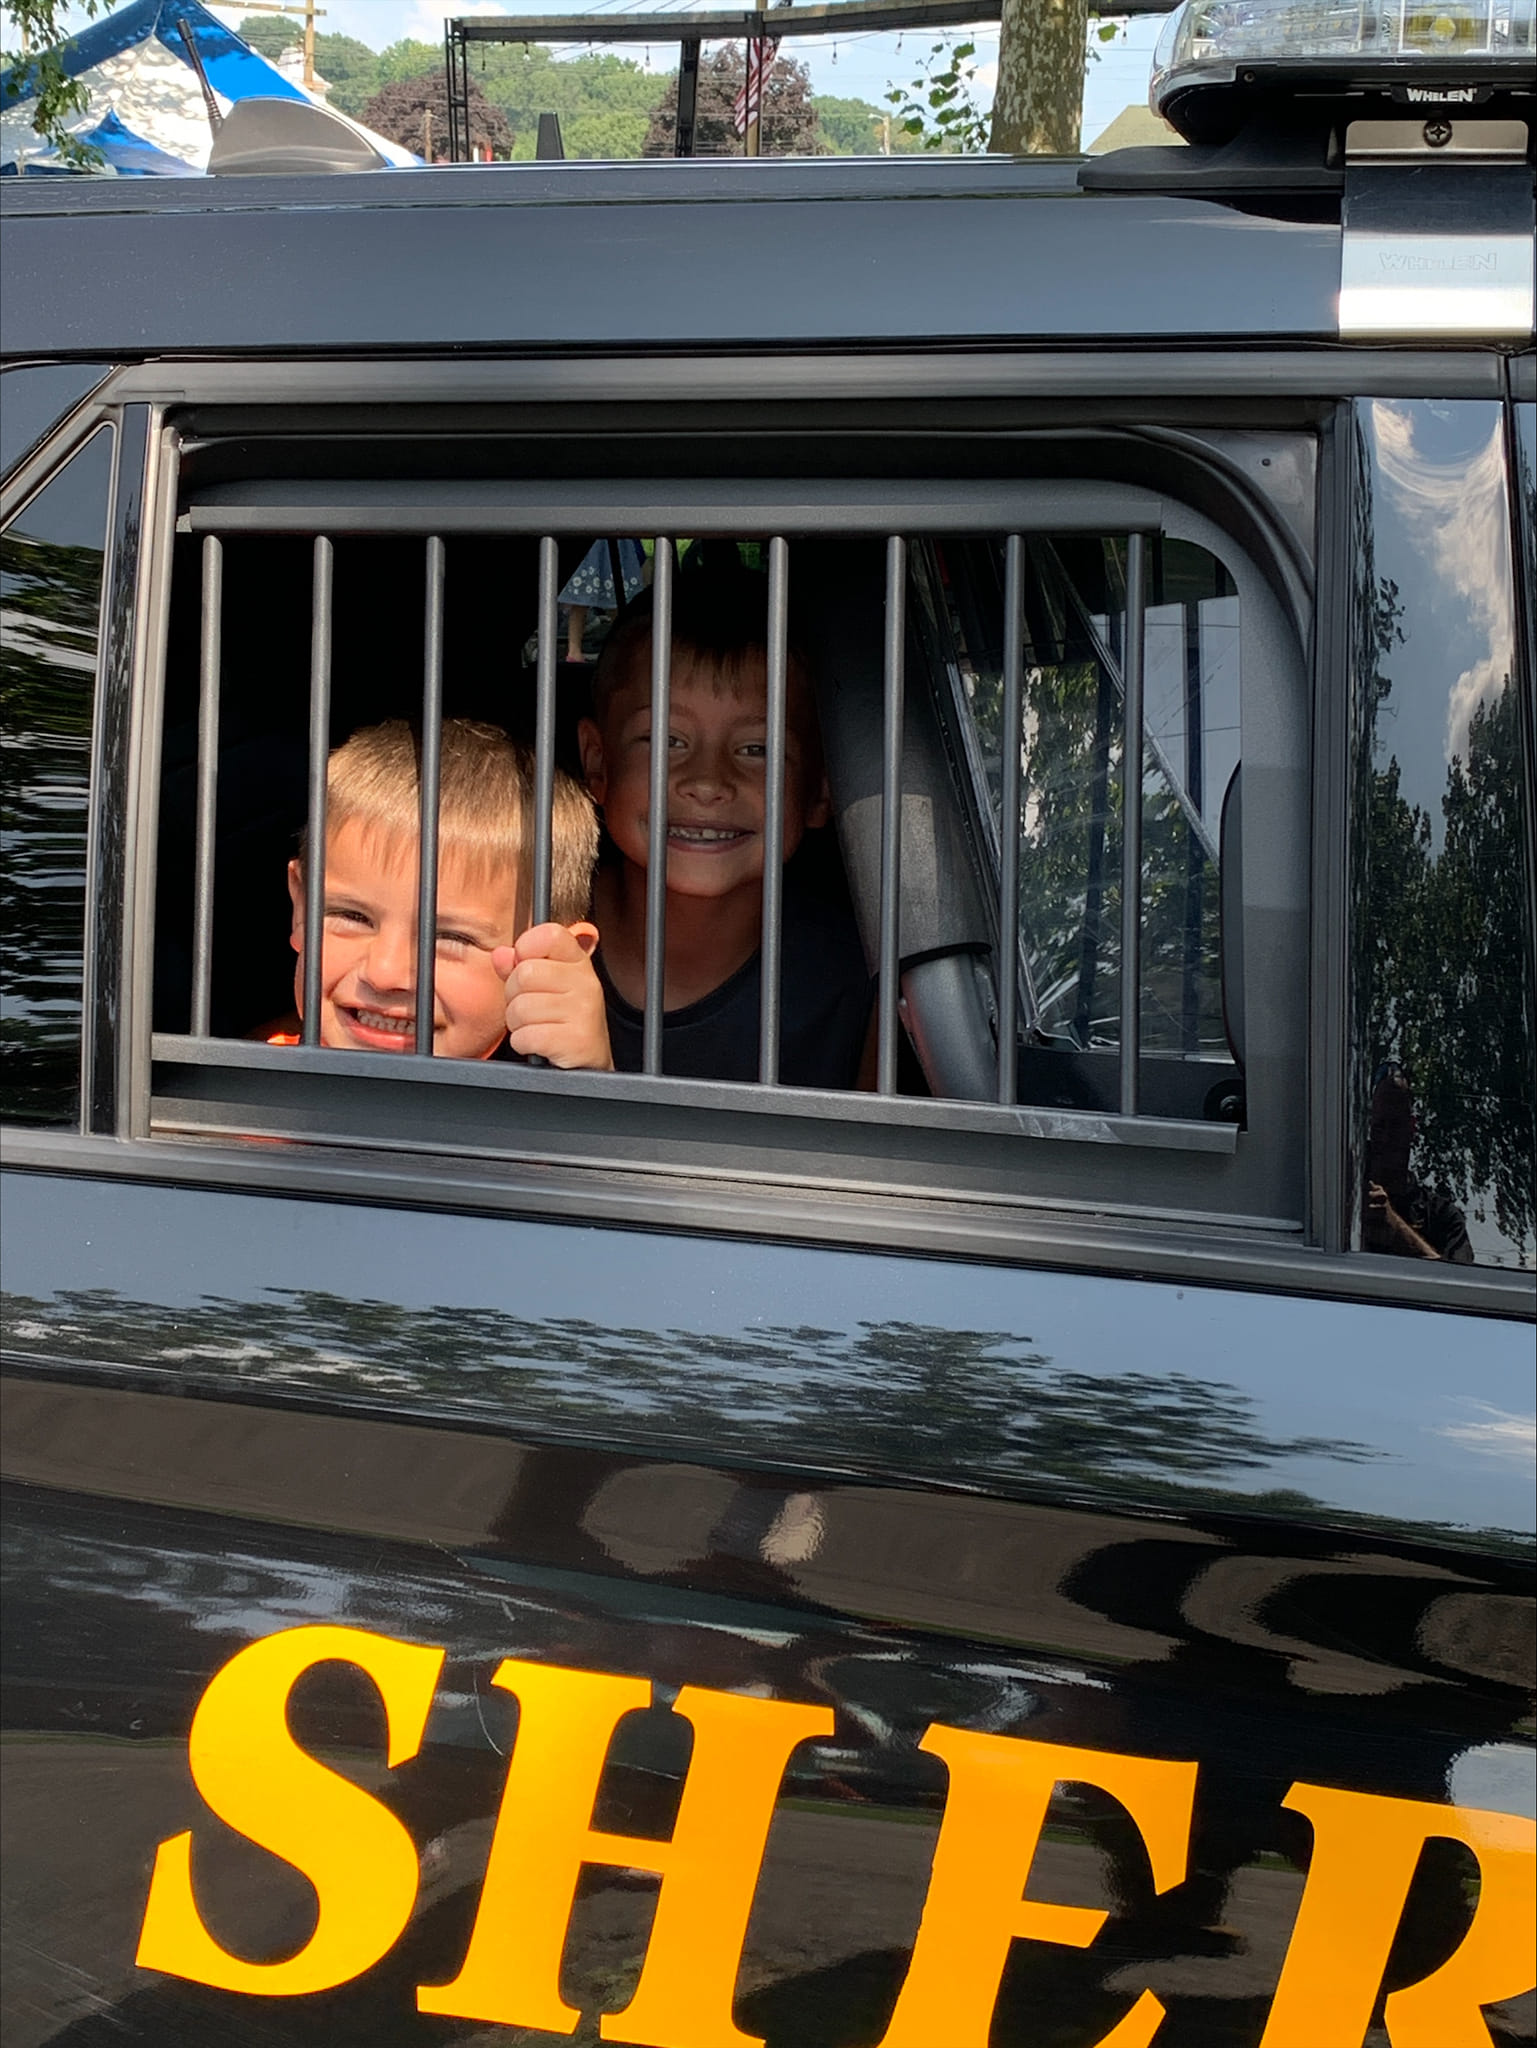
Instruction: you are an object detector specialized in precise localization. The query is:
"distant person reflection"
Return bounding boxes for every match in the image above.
[1364,1062,1473,1263]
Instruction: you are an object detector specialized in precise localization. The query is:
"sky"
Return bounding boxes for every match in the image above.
[200,0,1173,148]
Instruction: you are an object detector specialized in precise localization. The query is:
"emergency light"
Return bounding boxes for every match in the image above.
[1151,0,1535,140]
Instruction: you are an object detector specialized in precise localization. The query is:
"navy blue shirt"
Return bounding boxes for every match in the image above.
[597,884,871,1089]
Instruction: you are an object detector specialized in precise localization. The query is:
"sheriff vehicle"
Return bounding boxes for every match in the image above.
[1,0,1533,2041]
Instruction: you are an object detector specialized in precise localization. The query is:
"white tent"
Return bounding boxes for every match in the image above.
[1,0,416,173]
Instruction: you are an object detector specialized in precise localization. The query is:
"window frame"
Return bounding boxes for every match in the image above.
[148,464,1307,1225]
[3,356,1531,1320]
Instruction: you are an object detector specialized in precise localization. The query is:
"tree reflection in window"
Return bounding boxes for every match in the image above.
[0,431,112,1126]
[1354,401,1535,1267]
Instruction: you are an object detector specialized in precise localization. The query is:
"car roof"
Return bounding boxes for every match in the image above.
[0,157,1341,359]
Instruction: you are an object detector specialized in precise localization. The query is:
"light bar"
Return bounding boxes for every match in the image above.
[1152,0,1535,138]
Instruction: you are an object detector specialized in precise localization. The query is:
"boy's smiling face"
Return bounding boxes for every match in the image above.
[579,649,830,902]
[287,818,521,1059]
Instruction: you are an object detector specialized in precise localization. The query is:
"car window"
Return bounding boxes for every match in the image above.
[937,533,1244,1124]
[1351,399,1535,1270]
[137,455,1310,1233]
[0,429,113,1126]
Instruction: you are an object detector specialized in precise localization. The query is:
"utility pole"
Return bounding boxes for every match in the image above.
[227,0,327,90]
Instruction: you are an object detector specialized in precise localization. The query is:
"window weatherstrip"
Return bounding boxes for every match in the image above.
[760,535,790,1086]
[878,535,907,1097]
[1119,530,1146,1116]
[190,534,222,1038]
[532,535,559,928]
[300,536,333,1048]
[643,538,673,1076]
[997,533,1024,1106]
[416,535,446,1058]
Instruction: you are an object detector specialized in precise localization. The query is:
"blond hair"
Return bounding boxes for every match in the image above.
[309,719,597,927]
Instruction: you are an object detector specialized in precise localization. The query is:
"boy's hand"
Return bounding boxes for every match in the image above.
[494,923,613,1071]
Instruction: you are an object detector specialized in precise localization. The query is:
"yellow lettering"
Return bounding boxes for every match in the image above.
[1259,1782,1536,2048]
[418,1659,833,2044]
[135,1624,444,1995]
[877,1730,1198,2048]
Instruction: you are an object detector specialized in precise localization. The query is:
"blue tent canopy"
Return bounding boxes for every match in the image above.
[1,0,416,173]
[1,0,310,112]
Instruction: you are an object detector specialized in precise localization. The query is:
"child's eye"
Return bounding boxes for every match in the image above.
[435,930,475,953]
[739,741,768,760]
[324,907,370,930]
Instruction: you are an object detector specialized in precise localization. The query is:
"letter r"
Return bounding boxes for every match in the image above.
[417,1660,833,2044]
[1260,1782,1535,2048]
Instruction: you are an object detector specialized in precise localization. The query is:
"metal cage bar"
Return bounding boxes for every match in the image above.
[300,536,333,1048]
[877,535,907,1096]
[190,533,222,1038]
[1119,530,1147,1115]
[415,536,446,1056]
[532,535,559,926]
[996,532,1024,1105]
[759,535,790,1085]
[642,537,674,1076]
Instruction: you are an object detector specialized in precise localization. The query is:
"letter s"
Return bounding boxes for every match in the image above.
[136,1624,444,1996]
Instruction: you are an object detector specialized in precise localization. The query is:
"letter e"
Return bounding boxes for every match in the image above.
[878,1730,1198,2048]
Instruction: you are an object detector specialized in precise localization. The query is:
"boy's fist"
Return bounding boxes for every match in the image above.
[494,922,613,1070]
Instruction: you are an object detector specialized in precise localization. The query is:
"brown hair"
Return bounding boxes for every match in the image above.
[591,562,814,730]
[307,719,597,927]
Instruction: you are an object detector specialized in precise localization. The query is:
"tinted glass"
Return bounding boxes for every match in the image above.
[1351,400,1535,1269]
[936,534,1242,1122]
[0,430,112,1126]
[0,363,109,481]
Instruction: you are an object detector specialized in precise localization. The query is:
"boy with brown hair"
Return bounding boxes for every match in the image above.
[282,717,611,1067]
[578,570,872,1086]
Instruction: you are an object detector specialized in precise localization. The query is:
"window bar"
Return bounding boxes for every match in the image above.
[996,533,1024,1105]
[300,536,333,1047]
[1118,530,1147,1115]
[190,534,223,1038]
[877,535,907,1096]
[532,535,559,926]
[1181,593,1206,1055]
[415,535,446,1057]
[642,536,673,1076]
[759,535,790,1084]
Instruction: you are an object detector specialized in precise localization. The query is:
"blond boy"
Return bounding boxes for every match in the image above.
[284,718,611,1068]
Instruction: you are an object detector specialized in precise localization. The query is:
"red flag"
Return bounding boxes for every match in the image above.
[732,36,779,137]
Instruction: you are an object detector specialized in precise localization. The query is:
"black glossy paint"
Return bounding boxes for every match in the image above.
[3,1166,1534,2043]
[0,170,1341,359]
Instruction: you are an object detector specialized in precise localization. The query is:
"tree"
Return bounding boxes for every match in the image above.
[990,0,1116,154]
[1,0,116,162]
[887,38,989,153]
[233,12,302,60]
[816,92,906,154]
[307,32,381,119]
[362,68,510,162]
[235,18,382,118]
[644,44,825,157]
